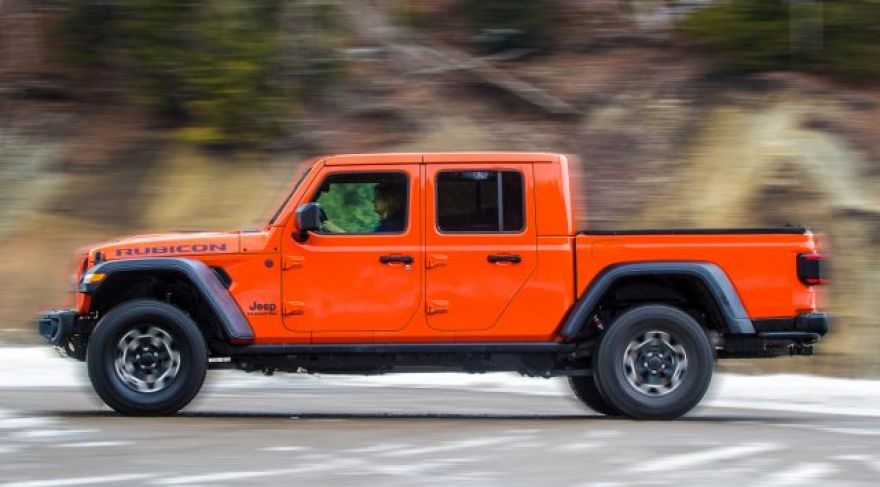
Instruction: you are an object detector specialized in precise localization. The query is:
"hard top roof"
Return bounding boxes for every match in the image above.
[321,152,562,165]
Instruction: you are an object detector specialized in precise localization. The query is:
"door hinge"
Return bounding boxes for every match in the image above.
[426,299,449,315]
[282,255,305,270]
[427,254,448,269]
[283,301,305,315]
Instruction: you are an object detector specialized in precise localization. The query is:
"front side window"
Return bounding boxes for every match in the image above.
[436,170,524,233]
[311,172,408,234]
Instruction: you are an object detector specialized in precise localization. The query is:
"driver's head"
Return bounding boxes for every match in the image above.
[373,182,403,218]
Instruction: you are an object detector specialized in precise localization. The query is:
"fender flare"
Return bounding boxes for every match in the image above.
[559,262,754,340]
[82,258,254,344]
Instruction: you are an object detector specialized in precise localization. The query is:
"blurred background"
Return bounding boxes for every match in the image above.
[1,0,878,376]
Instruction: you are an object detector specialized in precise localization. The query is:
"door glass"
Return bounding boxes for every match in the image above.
[436,170,524,233]
[501,171,524,231]
[311,172,408,234]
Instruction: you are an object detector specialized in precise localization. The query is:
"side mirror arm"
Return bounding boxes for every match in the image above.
[292,229,310,243]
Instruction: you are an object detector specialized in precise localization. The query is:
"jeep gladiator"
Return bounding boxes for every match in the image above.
[38,152,829,419]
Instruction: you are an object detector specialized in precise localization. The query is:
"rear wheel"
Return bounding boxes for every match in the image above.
[87,299,207,415]
[593,304,714,420]
[568,375,619,416]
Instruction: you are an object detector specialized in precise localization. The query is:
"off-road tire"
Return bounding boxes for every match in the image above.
[594,304,714,420]
[87,299,207,416]
[568,375,619,416]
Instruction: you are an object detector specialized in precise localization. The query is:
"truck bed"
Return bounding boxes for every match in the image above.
[574,228,818,320]
[580,227,807,235]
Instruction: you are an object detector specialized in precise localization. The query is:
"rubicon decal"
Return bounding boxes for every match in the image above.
[248,301,277,315]
[115,243,227,257]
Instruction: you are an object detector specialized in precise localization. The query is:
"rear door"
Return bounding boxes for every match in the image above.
[424,164,537,331]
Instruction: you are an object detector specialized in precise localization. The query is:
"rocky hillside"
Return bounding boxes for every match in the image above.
[2,1,879,375]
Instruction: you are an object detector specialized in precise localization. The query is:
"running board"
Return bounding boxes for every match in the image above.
[224,342,575,356]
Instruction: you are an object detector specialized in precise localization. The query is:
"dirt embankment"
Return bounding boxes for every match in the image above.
[3,8,880,375]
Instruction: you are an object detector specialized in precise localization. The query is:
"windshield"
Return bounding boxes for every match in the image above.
[267,165,312,226]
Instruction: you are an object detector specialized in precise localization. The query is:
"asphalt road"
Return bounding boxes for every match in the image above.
[1,379,878,487]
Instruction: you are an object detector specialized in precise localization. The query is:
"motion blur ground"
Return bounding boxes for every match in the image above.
[1,348,880,486]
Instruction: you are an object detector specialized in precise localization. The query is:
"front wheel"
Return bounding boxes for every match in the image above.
[86,299,207,416]
[593,304,714,420]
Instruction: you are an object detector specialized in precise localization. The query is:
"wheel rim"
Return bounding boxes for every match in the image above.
[114,325,182,393]
[622,330,688,397]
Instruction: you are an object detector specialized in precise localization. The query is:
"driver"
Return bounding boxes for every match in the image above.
[322,182,405,233]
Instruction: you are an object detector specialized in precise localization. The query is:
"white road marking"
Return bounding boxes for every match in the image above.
[833,455,880,473]
[813,426,880,436]
[151,460,360,485]
[0,473,152,487]
[778,423,880,437]
[153,468,317,485]
[379,436,517,457]
[55,441,131,448]
[366,458,478,477]
[346,442,411,454]
[833,454,873,462]
[0,417,56,430]
[11,429,97,439]
[260,445,310,452]
[554,441,603,452]
[631,443,783,473]
[750,462,837,486]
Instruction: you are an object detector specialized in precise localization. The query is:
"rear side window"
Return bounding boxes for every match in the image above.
[436,170,524,233]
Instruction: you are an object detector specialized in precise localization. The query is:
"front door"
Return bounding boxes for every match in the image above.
[282,164,422,333]
[424,164,537,331]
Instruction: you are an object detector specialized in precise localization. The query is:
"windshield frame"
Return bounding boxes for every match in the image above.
[267,164,313,226]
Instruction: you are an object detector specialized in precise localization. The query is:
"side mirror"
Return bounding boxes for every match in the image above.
[294,202,324,242]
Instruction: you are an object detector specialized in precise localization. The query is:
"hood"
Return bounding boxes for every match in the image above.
[89,231,241,262]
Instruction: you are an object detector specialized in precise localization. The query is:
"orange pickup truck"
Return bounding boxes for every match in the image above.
[38,152,829,419]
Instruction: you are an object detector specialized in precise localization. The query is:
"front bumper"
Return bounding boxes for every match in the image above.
[37,310,88,360]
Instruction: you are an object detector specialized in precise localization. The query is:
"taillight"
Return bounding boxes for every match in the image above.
[797,253,828,285]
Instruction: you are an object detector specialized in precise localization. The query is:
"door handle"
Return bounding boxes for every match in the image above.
[379,254,414,265]
[487,254,521,264]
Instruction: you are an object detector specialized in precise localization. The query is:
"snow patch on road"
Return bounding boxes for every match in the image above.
[0,473,153,487]
[55,441,131,448]
[0,416,56,430]
[3,347,880,417]
[11,428,98,440]
[631,443,783,473]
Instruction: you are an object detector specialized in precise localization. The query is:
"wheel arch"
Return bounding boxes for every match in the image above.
[559,262,754,341]
[83,258,254,346]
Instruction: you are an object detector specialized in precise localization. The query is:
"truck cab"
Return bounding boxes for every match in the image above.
[276,152,572,343]
[38,152,829,419]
